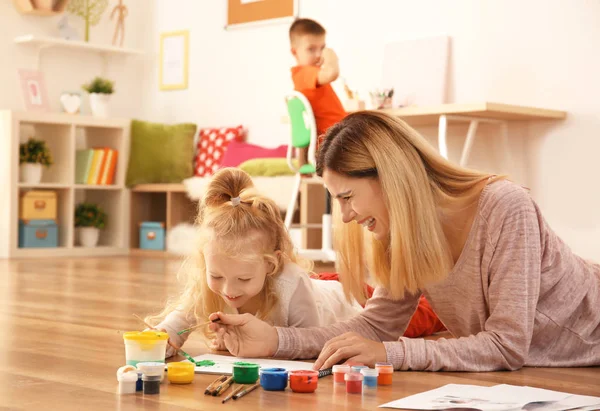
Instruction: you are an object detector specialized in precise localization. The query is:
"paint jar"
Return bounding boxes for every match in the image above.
[136,371,143,392]
[350,365,369,373]
[289,370,318,393]
[137,362,165,382]
[232,362,260,384]
[117,370,138,395]
[123,331,168,367]
[375,362,394,386]
[259,368,288,391]
[332,364,350,384]
[142,374,161,395]
[360,368,379,390]
[167,362,195,384]
[344,372,363,394]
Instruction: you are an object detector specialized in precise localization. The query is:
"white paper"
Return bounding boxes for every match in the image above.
[189,353,316,375]
[379,383,600,411]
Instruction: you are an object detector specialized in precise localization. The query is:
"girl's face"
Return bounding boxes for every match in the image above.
[322,169,389,241]
[204,241,269,310]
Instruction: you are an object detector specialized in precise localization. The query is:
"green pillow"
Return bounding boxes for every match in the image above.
[126,120,197,187]
[239,158,297,176]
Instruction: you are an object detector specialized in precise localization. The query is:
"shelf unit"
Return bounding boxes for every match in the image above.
[14,35,145,57]
[129,184,198,258]
[0,110,131,258]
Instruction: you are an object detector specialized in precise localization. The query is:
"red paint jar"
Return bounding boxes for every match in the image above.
[289,370,318,393]
[344,372,363,394]
[332,364,350,384]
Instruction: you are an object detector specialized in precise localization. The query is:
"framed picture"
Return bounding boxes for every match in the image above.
[226,0,297,28]
[18,69,50,112]
[159,30,189,91]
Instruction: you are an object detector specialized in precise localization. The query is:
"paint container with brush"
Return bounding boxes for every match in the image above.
[123,331,168,366]
[232,362,260,384]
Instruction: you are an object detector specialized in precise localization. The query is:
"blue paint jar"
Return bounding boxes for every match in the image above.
[361,368,379,389]
[260,368,288,391]
[136,371,143,392]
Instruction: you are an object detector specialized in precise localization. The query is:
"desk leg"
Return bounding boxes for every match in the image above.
[438,114,448,159]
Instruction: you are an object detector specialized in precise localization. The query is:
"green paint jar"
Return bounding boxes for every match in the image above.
[232,362,260,384]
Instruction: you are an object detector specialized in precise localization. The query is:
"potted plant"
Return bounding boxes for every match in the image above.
[82,76,114,117]
[19,138,53,184]
[75,202,106,247]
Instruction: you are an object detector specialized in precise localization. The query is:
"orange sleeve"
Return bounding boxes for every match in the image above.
[292,65,320,90]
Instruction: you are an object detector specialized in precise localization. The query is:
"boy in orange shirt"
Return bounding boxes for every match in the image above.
[289,18,347,165]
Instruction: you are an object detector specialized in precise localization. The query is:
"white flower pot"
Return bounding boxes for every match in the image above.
[89,93,111,117]
[78,227,100,247]
[20,163,43,184]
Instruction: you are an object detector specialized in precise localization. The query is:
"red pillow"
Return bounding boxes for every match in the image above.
[194,126,245,177]
[220,141,288,168]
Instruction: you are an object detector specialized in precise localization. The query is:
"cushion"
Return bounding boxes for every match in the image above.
[126,120,197,187]
[194,125,246,177]
[238,158,296,177]
[220,141,288,168]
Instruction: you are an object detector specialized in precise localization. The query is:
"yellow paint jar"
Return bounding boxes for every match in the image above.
[167,362,195,384]
[123,331,168,366]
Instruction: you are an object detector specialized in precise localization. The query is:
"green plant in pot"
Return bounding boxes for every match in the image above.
[82,76,115,118]
[19,138,53,184]
[75,203,107,247]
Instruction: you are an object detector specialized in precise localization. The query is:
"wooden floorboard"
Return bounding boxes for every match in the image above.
[0,257,597,410]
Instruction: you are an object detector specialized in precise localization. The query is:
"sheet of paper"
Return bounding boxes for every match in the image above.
[378,383,600,411]
[189,353,316,375]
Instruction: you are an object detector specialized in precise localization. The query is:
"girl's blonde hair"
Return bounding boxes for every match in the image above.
[316,111,501,303]
[148,168,310,339]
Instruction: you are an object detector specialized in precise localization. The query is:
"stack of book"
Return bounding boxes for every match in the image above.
[75,148,118,185]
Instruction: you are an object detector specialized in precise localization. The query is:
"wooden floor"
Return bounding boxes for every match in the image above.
[0,257,598,410]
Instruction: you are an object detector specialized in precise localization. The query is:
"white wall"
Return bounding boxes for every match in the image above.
[0,0,152,118]
[145,0,600,260]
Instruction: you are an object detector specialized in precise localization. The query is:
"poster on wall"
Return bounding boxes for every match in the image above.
[226,0,297,28]
[159,30,189,91]
[18,69,50,112]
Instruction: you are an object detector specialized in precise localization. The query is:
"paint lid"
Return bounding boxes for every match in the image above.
[350,365,369,373]
[137,362,166,376]
[118,370,138,382]
[332,365,351,373]
[360,368,379,377]
[123,330,169,341]
[375,362,394,373]
[116,365,137,379]
[344,372,364,382]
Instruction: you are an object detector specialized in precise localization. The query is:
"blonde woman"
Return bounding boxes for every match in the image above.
[208,111,600,371]
[147,168,360,356]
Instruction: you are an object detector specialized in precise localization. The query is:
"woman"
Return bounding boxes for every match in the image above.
[209,111,600,372]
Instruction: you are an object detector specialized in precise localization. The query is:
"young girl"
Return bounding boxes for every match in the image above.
[148,167,362,356]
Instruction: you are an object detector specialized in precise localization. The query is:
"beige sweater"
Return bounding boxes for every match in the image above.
[275,180,600,371]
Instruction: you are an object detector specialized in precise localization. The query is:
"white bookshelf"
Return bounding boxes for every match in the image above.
[14,35,144,57]
[0,110,131,258]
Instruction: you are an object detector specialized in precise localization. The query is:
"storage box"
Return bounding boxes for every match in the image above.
[140,222,165,250]
[20,190,57,220]
[19,219,58,248]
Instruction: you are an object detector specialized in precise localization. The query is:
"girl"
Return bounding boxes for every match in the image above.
[207,112,600,371]
[148,167,362,355]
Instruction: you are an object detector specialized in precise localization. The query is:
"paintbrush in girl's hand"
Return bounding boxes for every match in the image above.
[132,313,180,351]
[177,318,221,335]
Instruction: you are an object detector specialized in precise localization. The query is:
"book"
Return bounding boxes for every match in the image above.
[86,149,105,185]
[75,149,94,184]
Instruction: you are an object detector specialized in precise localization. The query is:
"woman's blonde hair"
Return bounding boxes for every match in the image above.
[147,168,310,339]
[316,111,501,303]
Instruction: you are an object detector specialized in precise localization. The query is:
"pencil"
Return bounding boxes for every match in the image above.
[221,384,245,403]
[204,375,227,395]
[233,382,260,400]
[212,376,233,396]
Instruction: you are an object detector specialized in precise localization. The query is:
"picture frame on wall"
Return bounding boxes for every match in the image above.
[226,0,297,29]
[18,69,50,112]
[159,30,189,91]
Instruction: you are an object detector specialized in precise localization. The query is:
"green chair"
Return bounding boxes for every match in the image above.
[284,91,335,262]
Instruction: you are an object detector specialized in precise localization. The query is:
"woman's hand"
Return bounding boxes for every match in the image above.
[313,332,387,370]
[208,312,279,357]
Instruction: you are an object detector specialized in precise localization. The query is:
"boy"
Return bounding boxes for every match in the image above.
[289,18,347,165]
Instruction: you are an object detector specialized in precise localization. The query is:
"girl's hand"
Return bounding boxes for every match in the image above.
[313,332,387,370]
[208,312,278,357]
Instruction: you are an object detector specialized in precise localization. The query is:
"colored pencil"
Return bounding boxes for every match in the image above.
[221,384,245,403]
[233,382,260,400]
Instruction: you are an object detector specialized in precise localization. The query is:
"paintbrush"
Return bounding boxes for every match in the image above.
[205,375,227,395]
[221,384,246,403]
[177,318,221,336]
[233,382,260,401]
[212,376,233,396]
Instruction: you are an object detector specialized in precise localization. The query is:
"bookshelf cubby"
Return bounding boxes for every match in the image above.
[0,110,131,258]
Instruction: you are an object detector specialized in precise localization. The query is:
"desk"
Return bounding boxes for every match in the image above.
[1,256,596,410]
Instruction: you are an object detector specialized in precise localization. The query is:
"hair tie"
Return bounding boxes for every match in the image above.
[231,196,241,207]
